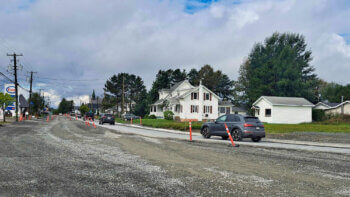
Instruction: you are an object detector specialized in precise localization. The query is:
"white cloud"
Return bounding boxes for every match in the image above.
[0,0,349,105]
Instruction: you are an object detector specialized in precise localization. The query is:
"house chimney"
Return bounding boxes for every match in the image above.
[341,96,344,103]
[199,80,202,86]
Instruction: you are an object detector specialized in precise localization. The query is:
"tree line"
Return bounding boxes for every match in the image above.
[78,32,350,116]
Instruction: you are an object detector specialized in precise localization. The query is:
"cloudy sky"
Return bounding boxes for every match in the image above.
[0,0,349,107]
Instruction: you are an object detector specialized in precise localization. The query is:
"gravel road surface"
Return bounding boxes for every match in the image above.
[0,117,349,196]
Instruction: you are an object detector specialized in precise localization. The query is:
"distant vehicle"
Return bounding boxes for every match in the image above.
[59,113,62,116]
[84,112,95,121]
[99,114,115,125]
[200,114,265,142]
[123,113,139,121]
[70,112,75,116]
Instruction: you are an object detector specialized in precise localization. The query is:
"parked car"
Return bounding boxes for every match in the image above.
[99,114,115,125]
[84,112,95,121]
[200,114,265,142]
[123,113,139,121]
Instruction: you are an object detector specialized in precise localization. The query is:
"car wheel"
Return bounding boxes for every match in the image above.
[231,129,243,141]
[201,127,211,139]
[101,122,104,125]
[222,136,229,140]
[251,137,261,142]
[99,121,101,125]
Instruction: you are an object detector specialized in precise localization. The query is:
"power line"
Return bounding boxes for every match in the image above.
[35,76,105,82]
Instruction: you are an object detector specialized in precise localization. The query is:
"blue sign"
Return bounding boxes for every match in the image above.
[6,107,15,110]
[6,86,15,94]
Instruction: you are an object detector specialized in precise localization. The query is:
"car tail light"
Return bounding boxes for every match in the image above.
[261,124,264,128]
[244,123,254,127]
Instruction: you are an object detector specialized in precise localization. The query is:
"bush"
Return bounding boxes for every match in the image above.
[312,109,326,121]
[163,111,174,120]
[144,114,157,119]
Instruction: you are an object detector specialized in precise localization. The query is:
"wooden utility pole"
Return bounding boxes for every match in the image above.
[28,71,37,115]
[7,53,23,122]
[122,76,125,115]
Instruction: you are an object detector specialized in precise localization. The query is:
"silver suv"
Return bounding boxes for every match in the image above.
[200,114,265,142]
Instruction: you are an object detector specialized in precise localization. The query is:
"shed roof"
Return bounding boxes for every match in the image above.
[254,96,314,107]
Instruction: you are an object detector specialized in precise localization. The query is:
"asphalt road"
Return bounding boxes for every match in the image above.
[0,117,350,196]
[96,120,350,155]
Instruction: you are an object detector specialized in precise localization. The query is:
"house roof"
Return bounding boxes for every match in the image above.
[232,105,248,112]
[219,100,233,106]
[253,96,314,107]
[160,80,191,93]
[325,101,350,110]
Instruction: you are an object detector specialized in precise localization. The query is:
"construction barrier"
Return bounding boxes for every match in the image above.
[91,118,96,128]
[224,123,239,147]
[189,121,192,141]
[46,116,49,122]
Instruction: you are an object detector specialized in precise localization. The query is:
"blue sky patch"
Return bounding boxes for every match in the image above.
[184,0,241,14]
[339,33,350,45]
[185,0,219,13]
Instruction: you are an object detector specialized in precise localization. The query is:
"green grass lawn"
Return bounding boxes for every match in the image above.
[117,118,202,131]
[264,123,350,134]
[115,118,350,134]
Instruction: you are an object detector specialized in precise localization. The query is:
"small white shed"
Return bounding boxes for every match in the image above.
[252,96,314,124]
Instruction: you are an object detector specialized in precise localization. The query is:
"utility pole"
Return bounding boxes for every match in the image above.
[28,71,37,116]
[7,53,23,122]
[122,76,125,115]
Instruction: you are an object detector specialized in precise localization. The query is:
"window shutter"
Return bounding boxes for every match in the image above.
[203,105,205,113]
[210,106,212,114]
[191,105,193,113]
[203,93,205,100]
[191,93,193,100]
[210,93,212,101]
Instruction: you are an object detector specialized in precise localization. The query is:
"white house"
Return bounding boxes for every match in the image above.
[252,96,314,124]
[313,102,339,110]
[218,100,247,116]
[324,101,350,116]
[150,80,219,121]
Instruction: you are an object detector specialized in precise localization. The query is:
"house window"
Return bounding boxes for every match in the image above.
[265,109,271,117]
[191,105,198,113]
[191,92,198,100]
[219,107,225,113]
[204,105,211,113]
[203,93,210,100]
[175,105,181,112]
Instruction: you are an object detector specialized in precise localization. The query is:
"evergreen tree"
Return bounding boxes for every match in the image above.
[92,90,96,100]
[235,32,318,106]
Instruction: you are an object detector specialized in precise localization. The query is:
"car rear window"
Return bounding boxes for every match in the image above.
[244,117,260,123]
[106,114,113,117]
